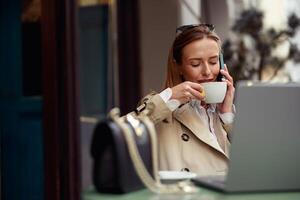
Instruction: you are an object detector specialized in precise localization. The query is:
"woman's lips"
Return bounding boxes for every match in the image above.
[198,78,215,83]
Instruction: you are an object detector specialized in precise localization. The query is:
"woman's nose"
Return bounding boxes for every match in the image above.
[201,62,211,76]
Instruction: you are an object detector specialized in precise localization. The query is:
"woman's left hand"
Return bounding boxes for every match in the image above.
[217,64,235,113]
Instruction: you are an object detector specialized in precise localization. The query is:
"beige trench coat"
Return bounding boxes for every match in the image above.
[139,93,232,176]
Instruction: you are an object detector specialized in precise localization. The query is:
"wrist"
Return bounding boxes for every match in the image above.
[218,105,232,114]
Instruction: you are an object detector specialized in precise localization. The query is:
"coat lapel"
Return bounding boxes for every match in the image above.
[173,103,228,157]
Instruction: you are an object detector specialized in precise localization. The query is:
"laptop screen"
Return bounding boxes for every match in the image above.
[225,82,300,192]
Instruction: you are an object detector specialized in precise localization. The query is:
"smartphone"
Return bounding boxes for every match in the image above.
[216,53,225,82]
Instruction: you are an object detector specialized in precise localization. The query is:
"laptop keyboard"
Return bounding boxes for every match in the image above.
[193,175,226,189]
[205,175,225,183]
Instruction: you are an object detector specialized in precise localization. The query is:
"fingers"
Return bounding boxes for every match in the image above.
[189,86,205,101]
[224,79,234,93]
[221,65,235,97]
[185,82,205,101]
[219,65,235,96]
[182,91,193,103]
[220,64,233,83]
[188,81,204,92]
[189,82,206,99]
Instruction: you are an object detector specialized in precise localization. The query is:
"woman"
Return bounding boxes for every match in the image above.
[138,24,235,176]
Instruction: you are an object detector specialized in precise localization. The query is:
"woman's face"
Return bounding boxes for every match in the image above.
[179,38,220,83]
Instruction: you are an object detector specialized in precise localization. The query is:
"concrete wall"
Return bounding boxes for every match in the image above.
[202,0,230,42]
[139,0,179,96]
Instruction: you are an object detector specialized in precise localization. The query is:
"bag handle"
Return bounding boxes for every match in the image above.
[109,108,197,194]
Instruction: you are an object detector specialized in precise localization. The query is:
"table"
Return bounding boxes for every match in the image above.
[83,187,300,200]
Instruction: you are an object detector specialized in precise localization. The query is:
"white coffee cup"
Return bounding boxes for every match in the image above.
[201,82,227,104]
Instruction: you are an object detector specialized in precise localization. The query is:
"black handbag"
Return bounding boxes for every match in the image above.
[91,108,197,194]
[91,109,153,193]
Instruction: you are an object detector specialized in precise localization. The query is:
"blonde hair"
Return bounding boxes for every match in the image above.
[164,26,221,89]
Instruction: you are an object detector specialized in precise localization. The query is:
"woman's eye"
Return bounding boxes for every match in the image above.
[191,63,200,67]
[209,62,217,65]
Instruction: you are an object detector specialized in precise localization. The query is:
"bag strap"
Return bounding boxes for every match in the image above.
[109,108,198,194]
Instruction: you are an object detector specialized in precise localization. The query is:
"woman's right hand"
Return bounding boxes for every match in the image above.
[171,81,205,104]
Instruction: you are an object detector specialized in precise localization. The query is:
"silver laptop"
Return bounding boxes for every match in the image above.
[192,81,300,193]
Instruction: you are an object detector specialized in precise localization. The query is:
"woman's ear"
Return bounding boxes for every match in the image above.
[176,65,183,75]
[178,67,184,78]
[177,65,183,76]
[172,58,178,66]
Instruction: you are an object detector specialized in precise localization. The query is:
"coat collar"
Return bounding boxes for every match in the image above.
[173,103,228,158]
[189,99,217,113]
